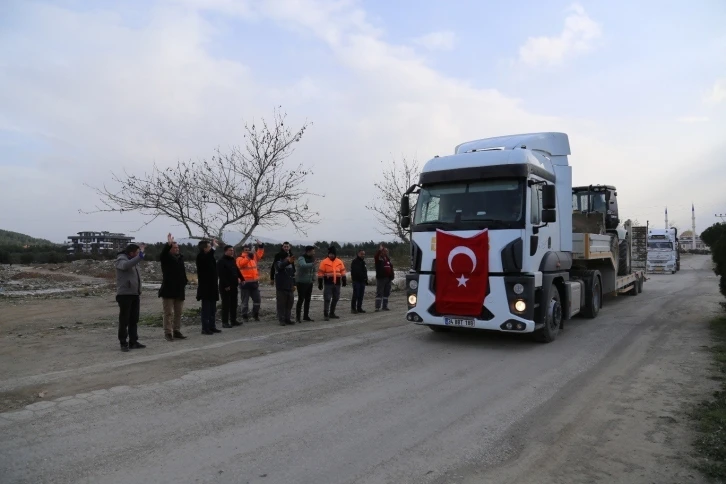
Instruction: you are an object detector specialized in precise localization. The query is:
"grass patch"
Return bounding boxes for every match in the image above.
[139,314,163,327]
[692,315,726,481]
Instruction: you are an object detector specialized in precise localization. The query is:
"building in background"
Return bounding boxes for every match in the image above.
[679,230,708,251]
[66,231,134,254]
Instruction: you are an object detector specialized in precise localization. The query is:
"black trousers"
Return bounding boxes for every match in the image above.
[296,283,313,320]
[276,290,294,323]
[116,295,140,344]
[201,300,217,331]
[220,286,239,324]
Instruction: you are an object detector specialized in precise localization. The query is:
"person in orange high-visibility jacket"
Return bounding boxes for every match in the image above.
[236,240,264,322]
[317,246,347,321]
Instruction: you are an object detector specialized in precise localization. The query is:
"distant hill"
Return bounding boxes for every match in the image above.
[0,229,57,246]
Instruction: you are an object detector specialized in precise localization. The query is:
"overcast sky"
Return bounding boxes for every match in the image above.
[1,0,724,244]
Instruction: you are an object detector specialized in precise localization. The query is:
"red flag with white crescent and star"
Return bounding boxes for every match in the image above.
[435,228,489,317]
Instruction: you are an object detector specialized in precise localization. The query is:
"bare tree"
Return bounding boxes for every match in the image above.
[85,107,318,247]
[366,156,420,244]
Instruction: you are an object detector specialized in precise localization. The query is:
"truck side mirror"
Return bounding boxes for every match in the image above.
[400,195,410,218]
[401,216,411,229]
[542,185,556,210]
[542,209,556,223]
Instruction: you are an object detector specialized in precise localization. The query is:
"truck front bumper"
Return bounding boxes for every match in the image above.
[647,261,675,273]
[404,273,537,333]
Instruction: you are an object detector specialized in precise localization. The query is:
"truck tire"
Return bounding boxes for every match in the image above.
[618,237,631,276]
[534,284,562,343]
[580,270,601,319]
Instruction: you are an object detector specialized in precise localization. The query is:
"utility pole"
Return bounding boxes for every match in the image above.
[716,213,726,222]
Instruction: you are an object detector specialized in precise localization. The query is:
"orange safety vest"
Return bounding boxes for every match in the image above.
[236,248,264,282]
[317,257,347,284]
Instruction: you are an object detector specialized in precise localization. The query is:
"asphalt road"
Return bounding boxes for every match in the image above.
[0,255,719,483]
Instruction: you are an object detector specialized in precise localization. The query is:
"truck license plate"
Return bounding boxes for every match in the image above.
[444,317,475,327]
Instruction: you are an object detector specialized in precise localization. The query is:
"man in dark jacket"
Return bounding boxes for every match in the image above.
[159,233,188,341]
[374,244,394,311]
[217,245,243,328]
[350,249,368,314]
[275,254,296,326]
[196,239,220,335]
[270,241,292,285]
[115,243,146,352]
[295,245,316,323]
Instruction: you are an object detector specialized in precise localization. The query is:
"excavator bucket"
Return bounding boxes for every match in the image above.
[572,211,606,235]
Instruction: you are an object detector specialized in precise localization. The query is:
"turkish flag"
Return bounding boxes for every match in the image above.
[435,229,489,317]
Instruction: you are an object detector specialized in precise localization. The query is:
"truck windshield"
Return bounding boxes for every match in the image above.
[648,241,673,250]
[413,179,524,229]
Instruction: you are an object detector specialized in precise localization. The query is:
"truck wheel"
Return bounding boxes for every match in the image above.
[618,238,631,276]
[637,276,643,293]
[428,325,450,333]
[534,285,562,343]
[580,271,601,318]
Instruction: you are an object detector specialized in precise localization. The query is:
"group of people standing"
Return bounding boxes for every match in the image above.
[114,234,396,352]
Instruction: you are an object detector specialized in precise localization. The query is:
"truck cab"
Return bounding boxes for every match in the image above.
[647,228,679,274]
[400,132,574,341]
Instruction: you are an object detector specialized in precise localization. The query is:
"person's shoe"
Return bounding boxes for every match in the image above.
[330,313,340,319]
[382,307,390,311]
[279,321,287,326]
[357,308,366,313]
[129,341,146,349]
[231,321,242,327]
[173,331,187,340]
[303,316,314,322]
[375,308,380,312]
[222,323,232,329]
[324,315,329,321]
[120,343,129,352]
[351,309,358,314]
[201,330,213,335]
[285,319,295,325]
[253,316,260,322]
[211,328,222,333]
[164,333,173,342]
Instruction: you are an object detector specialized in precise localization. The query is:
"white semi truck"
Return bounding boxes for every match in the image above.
[647,228,680,274]
[399,132,646,343]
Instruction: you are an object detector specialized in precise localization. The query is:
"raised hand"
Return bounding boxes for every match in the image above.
[167,233,174,245]
[139,243,146,252]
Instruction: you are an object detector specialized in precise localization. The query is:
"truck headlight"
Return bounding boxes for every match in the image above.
[408,294,417,306]
[514,300,526,312]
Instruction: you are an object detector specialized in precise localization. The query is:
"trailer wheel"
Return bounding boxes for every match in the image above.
[534,285,562,343]
[580,270,601,319]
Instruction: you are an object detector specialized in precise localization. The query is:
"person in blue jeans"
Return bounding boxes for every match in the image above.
[196,239,221,335]
[350,249,368,314]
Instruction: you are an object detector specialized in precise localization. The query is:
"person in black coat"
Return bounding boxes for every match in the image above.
[196,239,220,335]
[159,233,189,341]
[270,241,293,284]
[217,245,243,328]
[350,249,369,314]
